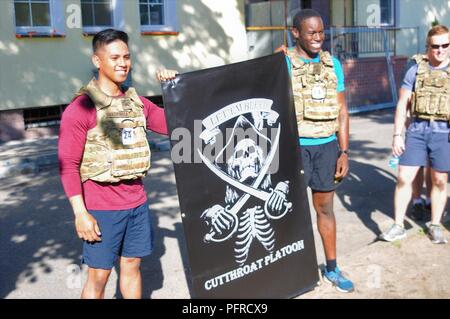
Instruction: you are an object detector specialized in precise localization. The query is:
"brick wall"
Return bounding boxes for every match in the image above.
[342,56,408,109]
[0,110,25,142]
[0,110,59,143]
[392,56,409,90]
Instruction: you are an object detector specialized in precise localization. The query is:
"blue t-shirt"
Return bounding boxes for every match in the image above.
[285,50,345,146]
[401,61,450,92]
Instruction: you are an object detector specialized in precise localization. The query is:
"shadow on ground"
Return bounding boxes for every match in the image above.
[0,168,79,298]
[0,150,189,299]
[336,136,396,236]
[336,160,396,236]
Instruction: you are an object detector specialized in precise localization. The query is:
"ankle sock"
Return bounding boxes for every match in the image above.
[326,259,337,272]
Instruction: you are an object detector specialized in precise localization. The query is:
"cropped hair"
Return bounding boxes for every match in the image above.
[92,29,129,52]
[426,25,450,48]
[292,9,322,31]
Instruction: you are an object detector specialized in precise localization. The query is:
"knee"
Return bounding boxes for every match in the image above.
[121,257,141,272]
[121,257,140,264]
[315,202,334,217]
[88,269,111,286]
[432,177,448,190]
[313,194,334,217]
[397,174,414,187]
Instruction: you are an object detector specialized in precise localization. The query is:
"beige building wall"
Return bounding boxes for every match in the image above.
[246,1,286,59]
[331,0,353,27]
[396,0,450,56]
[353,0,450,57]
[0,0,248,111]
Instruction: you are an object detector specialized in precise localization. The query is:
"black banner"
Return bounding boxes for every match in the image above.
[162,52,318,298]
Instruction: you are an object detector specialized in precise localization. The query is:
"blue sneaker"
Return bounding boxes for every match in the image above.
[322,267,354,293]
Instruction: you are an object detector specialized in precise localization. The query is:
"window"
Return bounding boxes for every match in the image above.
[140,0,164,25]
[380,0,395,26]
[24,105,67,129]
[81,0,113,27]
[81,0,124,34]
[13,0,65,36]
[301,0,312,9]
[15,0,50,27]
[139,0,178,33]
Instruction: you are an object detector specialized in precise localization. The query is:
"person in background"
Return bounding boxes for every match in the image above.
[380,25,450,244]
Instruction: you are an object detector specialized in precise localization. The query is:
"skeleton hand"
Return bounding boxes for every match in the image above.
[265,181,292,219]
[156,69,178,82]
[201,204,237,243]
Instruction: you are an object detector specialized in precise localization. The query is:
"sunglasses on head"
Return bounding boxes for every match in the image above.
[430,43,450,49]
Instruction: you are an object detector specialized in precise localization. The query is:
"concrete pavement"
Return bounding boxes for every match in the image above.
[0,108,449,299]
[0,133,170,179]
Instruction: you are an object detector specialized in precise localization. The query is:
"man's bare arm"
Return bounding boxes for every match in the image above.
[335,92,349,179]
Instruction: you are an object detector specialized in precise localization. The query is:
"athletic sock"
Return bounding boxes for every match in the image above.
[326,259,337,273]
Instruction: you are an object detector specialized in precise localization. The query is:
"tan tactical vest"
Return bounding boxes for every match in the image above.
[287,49,340,138]
[77,79,151,183]
[411,54,450,122]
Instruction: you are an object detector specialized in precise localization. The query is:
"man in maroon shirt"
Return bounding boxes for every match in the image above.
[58,29,177,299]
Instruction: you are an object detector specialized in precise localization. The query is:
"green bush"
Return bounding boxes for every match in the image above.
[431,17,440,27]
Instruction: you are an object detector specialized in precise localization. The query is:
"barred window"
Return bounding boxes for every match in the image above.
[24,105,67,129]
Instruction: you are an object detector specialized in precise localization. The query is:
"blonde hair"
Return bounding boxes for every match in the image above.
[426,25,450,47]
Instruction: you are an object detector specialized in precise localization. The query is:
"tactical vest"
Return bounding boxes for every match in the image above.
[411,54,450,122]
[287,49,340,138]
[77,79,151,183]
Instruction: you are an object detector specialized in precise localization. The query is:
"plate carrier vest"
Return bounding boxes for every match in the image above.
[286,49,340,138]
[411,54,450,122]
[77,79,151,183]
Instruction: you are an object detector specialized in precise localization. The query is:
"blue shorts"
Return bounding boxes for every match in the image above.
[82,202,153,270]
[399,119,450,172]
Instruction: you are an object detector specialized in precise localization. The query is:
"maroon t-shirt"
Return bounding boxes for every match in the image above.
[58,94,168,210]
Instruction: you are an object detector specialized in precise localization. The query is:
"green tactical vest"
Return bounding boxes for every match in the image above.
[411,54,450,122]
[77,79,151,183]
[287,49,340,138]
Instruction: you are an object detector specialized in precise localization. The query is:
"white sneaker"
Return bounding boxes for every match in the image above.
[379,224,406,242]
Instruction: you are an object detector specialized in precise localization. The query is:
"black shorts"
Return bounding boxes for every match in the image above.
[300,139,339,192]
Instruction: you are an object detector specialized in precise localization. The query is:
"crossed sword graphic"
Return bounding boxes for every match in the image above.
[198,124,292,242]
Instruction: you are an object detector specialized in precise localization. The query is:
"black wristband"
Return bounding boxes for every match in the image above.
[339,150,349,156]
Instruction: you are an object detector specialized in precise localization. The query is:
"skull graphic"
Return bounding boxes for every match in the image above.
[227,138,264,183]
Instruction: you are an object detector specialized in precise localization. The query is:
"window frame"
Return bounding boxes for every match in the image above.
[81,0,125,35]
[379,0,396,27]
[139,0,178,33]
[13,0,65,37]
